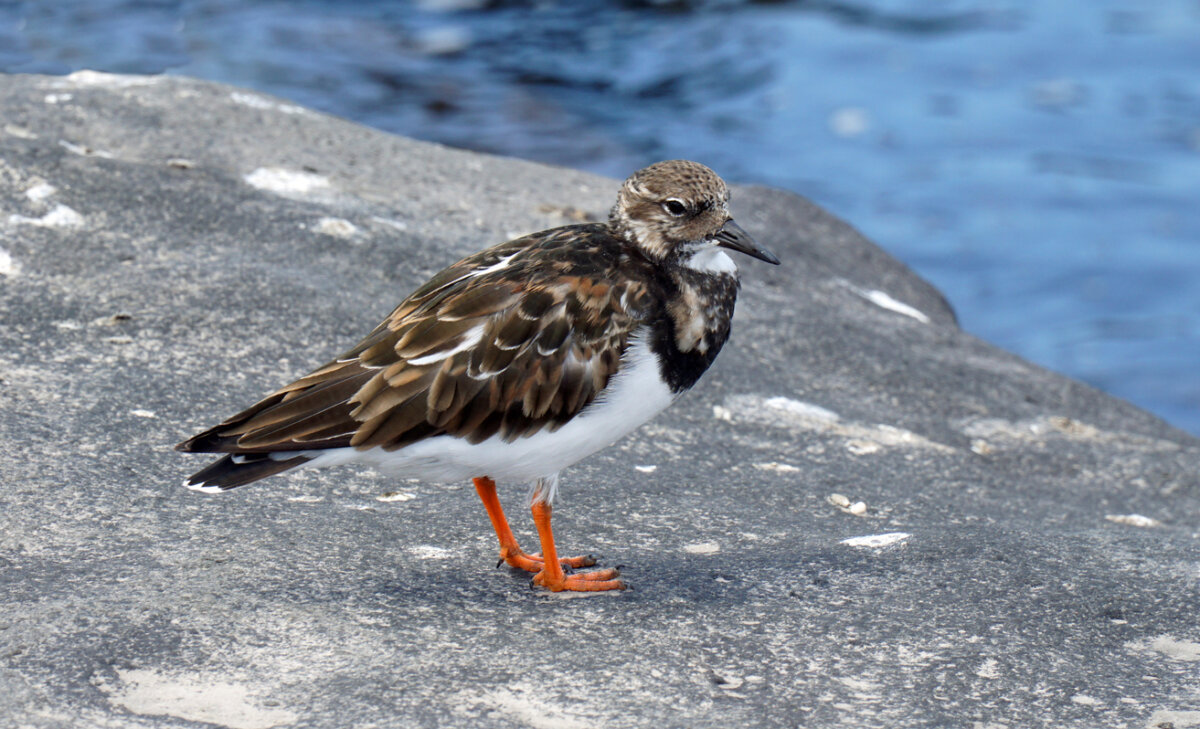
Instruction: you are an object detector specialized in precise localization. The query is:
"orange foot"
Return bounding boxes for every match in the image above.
[527,501,626,592]
[532,565,625,592]
[473,475,628,593]
[497,546,596,573]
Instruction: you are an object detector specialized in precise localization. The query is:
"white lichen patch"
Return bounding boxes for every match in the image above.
[760,396,840,424]
[846,439,881,455]
[25,182,57,201]
[1146,710,1200,729]
[835,676,881,699]
[314,217,359,238]
[4,124,37,139]
[1105,514,1161,528]
[59,70,162,88]
[376,491,415,502]
[409,545,452,560]
[755,461,800,473]
[58,139,114,158]
[827,494,867,516]
[975,658,1001,679]
[8,203,84,228]
[858,289,931,323]
[841,532,910,549]
[959,415,1180,453]
[453,686,591,729]
[244,167,331,196]
[97,668,297,729]
[837,280,931,323]
[1150,635,1200,661]
[724,395,953,454]
[230,92,307,115]
[683,542,721,555]
[0,247,17,277]
[286,495,323,503]
[1126,635,1200,663]
[369,216,409,232]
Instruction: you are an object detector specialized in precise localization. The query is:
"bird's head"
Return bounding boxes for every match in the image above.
[610,159,780,272]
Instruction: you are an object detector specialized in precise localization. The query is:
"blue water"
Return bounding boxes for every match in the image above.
[3,1,1198,435]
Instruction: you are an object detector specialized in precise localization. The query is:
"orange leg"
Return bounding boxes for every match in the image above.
[472,477,596,572]
[530,500,625,592]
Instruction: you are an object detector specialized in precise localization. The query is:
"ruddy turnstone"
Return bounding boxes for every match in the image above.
[177,159,779,592]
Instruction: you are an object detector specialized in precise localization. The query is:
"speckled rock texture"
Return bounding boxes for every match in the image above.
[2,72,1198,729]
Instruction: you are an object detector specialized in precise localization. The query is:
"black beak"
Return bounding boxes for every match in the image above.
[714,219,780,265]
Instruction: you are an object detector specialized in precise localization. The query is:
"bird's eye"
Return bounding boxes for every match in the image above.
[662,199,687,217]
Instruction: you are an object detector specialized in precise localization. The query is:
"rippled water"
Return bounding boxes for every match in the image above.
[3,1,1198,434]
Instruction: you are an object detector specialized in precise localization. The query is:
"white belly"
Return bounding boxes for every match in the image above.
[305,334,676,485]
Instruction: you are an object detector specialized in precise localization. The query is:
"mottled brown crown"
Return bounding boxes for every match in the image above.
[610,160,732,261]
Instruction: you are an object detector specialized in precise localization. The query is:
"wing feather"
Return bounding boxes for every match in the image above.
[176,225,654,458]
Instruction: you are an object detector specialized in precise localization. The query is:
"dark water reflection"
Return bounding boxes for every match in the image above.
[3,0,1197,434]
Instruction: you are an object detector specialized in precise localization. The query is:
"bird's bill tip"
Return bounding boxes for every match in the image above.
[714,219,780,265]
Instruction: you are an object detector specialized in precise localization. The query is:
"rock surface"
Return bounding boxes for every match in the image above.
[1,72,1198,729]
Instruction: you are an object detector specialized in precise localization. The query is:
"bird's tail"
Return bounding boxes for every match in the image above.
[183,453,312,493]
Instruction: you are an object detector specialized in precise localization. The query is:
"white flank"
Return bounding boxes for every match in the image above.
[405,324,486,366]
[841,532,911,549]
[686,245,738,274]
[306,333,676,488]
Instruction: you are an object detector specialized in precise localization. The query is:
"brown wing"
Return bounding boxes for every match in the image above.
[177,226,653,456]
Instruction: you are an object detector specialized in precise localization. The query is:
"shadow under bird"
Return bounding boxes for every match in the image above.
[177,159,780,592]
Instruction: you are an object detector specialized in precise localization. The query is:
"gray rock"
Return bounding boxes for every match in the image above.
[1,71,1197,729]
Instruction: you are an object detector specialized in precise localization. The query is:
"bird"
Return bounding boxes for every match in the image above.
[177,159,780,592]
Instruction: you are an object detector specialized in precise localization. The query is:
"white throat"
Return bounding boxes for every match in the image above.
[683,245,738,274]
